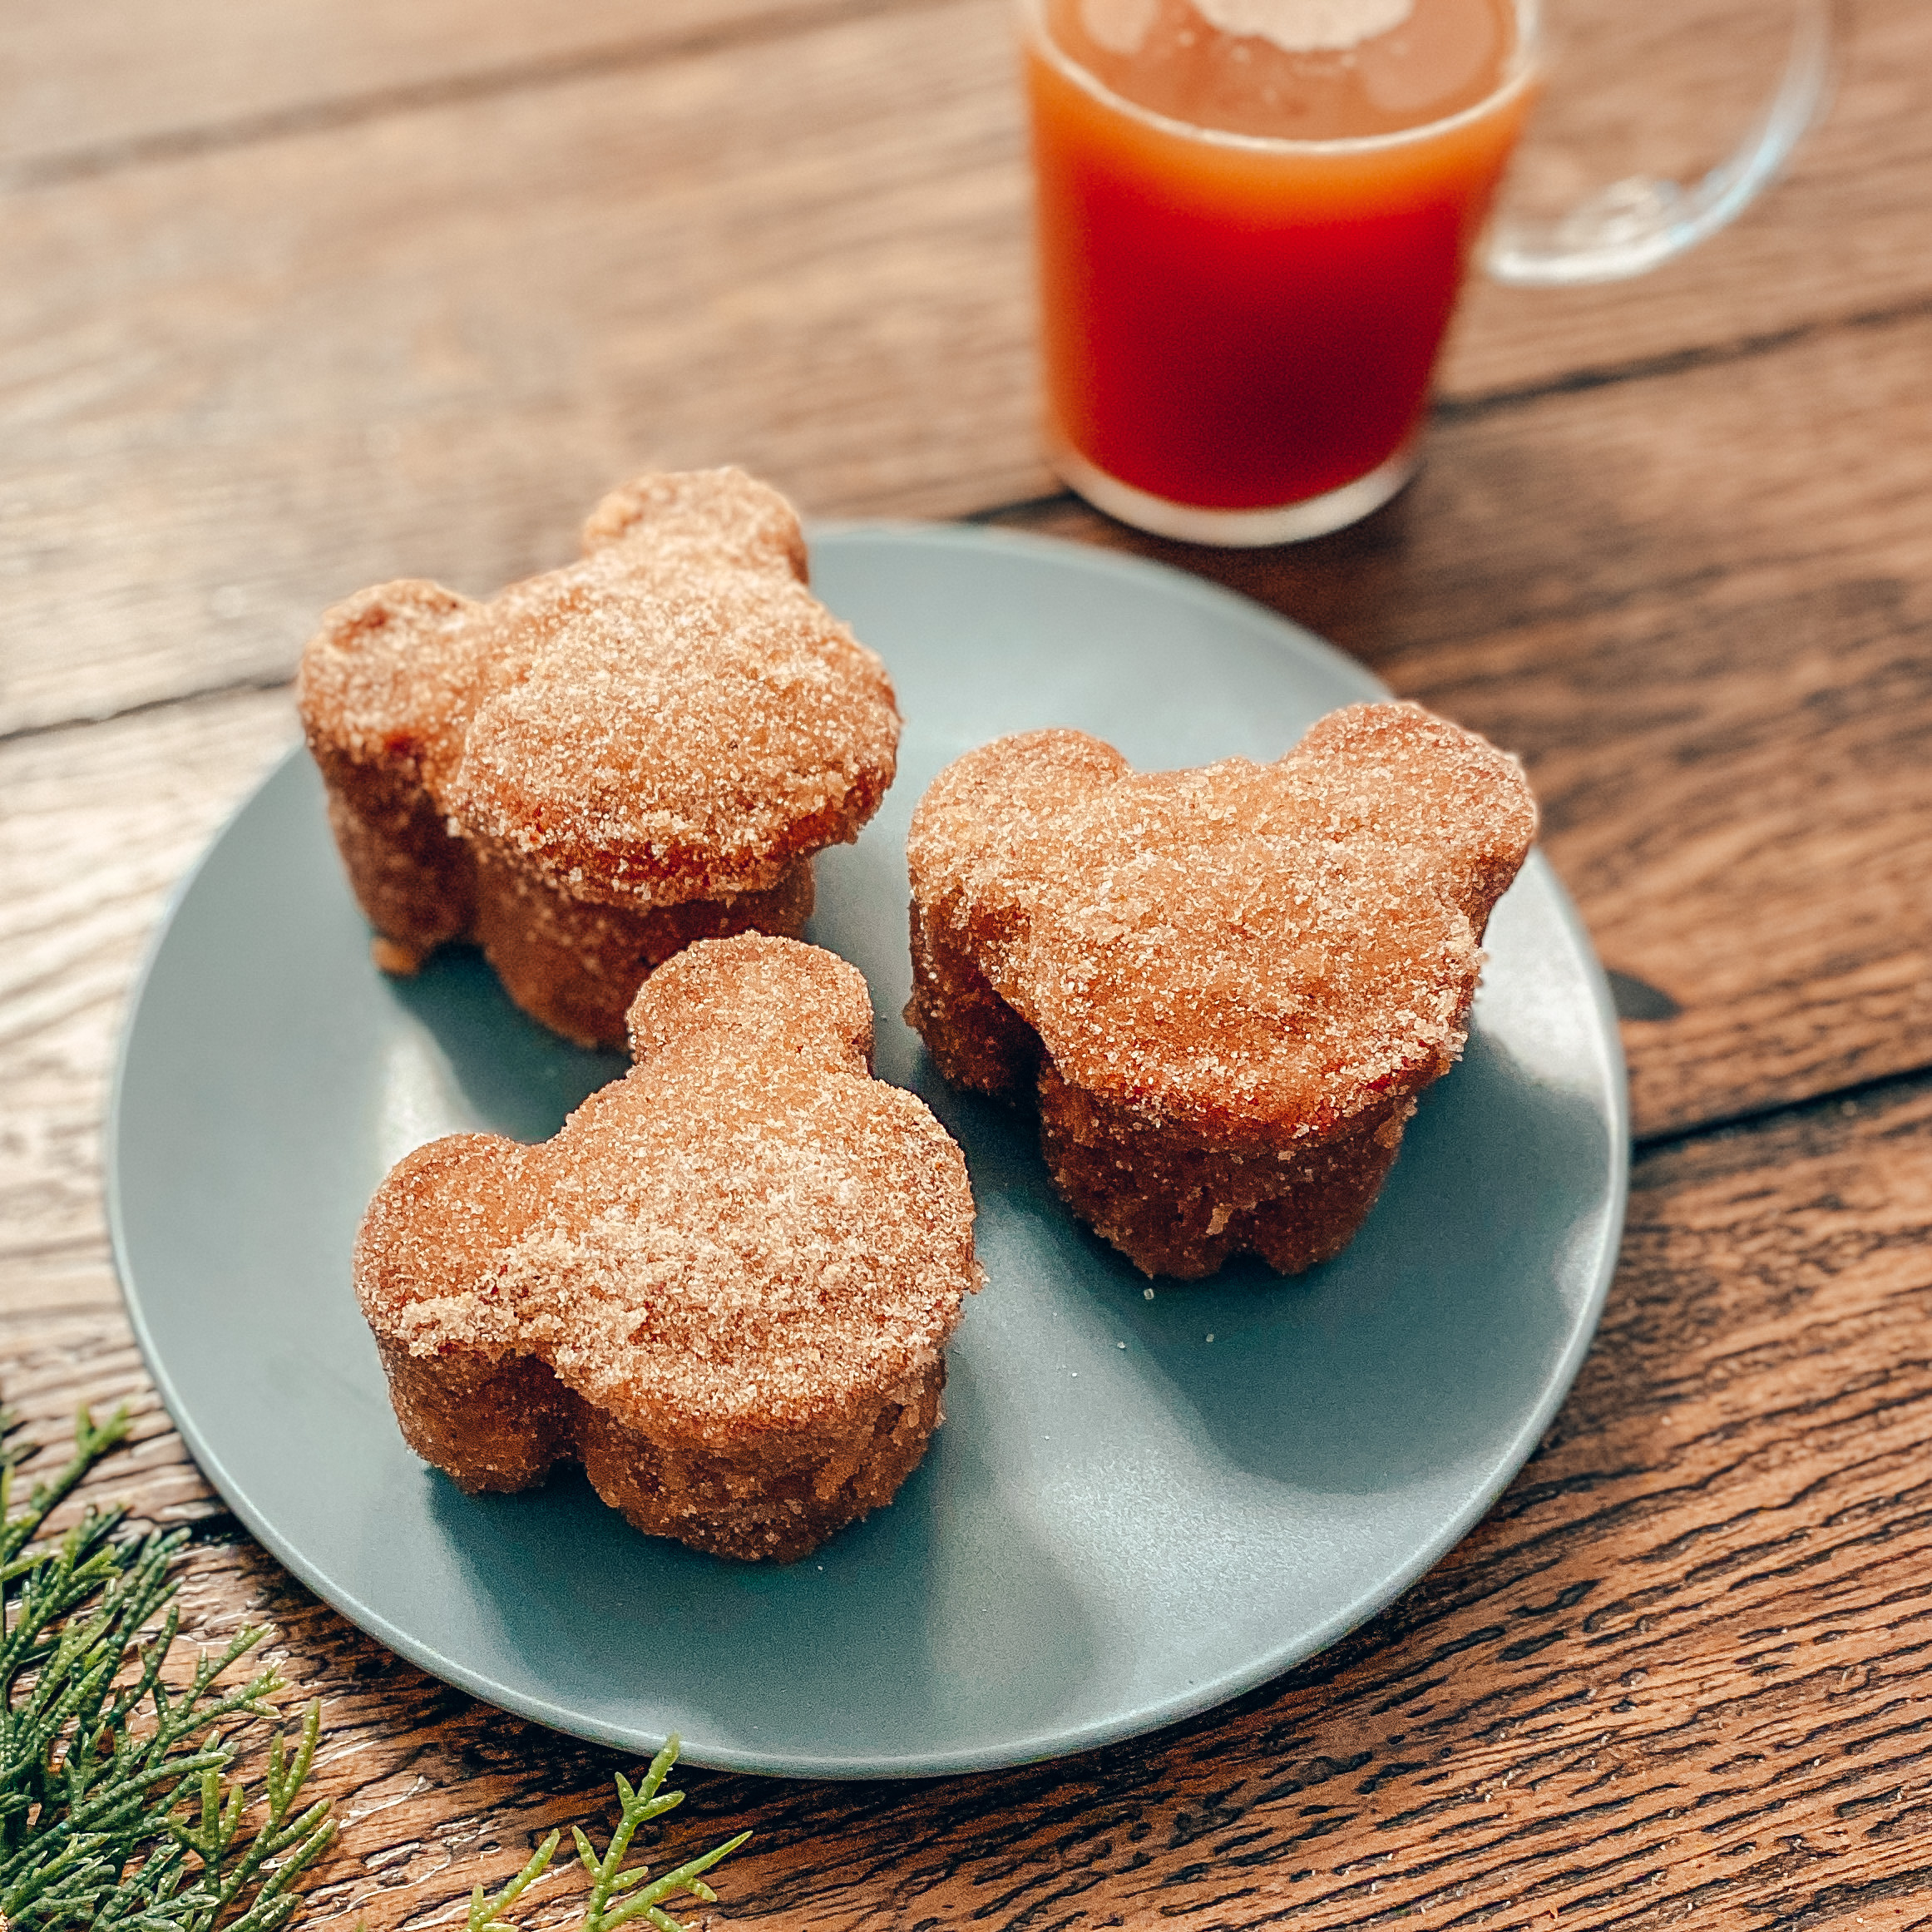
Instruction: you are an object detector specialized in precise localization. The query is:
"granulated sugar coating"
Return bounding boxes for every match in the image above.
[298,469,899,1046]
[906,702,1537,1278]
[356,936,979,1562]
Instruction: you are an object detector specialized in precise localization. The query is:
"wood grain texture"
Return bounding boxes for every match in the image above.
[6,4,1932,1922]
[5,634,1932,1931]
[1436,0,1932,398]
[8,263,1932,1190]
[0,0,1040,738]
[0,0,938,180]
[2,0,1928,735]
[997,303,1932,1142]
[0,689,299,1279]
[8,1050,1932,1930]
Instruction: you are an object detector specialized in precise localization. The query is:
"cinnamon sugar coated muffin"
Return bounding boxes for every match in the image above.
[356,935,980,1562]
[298,468,900,1045]
[905,702,1538,1278]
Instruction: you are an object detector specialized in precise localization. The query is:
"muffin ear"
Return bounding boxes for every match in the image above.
[353,1134,535,1350]
[907,728,1129,882]
[1290,700,1538,938]
[580,466,808,584]
[296,579,480,765]
[625,936,874,1079]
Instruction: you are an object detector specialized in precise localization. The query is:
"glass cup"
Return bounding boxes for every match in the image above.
[1020,0,1838,545]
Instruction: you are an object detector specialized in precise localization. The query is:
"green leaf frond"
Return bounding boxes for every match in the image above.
[0,1406,335,1932]
[452,1740,749,1932]
[0,1409,752,1932]
[556,1738,747,1932]
[468,1829,561,1932]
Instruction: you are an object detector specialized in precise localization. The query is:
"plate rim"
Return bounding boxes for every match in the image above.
[106,519,1630,1779]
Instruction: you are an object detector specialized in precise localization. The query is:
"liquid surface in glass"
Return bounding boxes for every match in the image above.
[1045,0,1518,140]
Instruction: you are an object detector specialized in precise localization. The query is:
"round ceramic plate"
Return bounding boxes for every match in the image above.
[110,524,1628,1779]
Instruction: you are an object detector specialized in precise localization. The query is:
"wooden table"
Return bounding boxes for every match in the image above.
[6,1,1931,1924]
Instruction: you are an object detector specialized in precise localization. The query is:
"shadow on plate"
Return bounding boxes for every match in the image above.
[915,1024,1613,1504]
[382,946,626,1143]
[416,1371,1111,1760]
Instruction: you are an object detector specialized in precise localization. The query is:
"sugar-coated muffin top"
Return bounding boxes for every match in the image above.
[355,936,979,1445]
[297,468,900,910]
[907,700,1538,1144]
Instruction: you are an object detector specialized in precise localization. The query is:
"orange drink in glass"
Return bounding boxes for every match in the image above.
[1022,0,1537,542]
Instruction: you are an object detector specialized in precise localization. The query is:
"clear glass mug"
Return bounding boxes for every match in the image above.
[1020,0,1839,545]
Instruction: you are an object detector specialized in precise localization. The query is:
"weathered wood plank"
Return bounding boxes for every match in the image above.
[10,1064,1932,1930]
[0,689,299,1269]
[1,0,1927,734]
[706,1073,1932,1929]
[6,667,1932,1928]
[0,0,1040,738]
[4,3,1930,1925]
[0,0,933,180]
[1438,0,1932,396]
[999,304,1932,1141]
[9,282,1932,1178]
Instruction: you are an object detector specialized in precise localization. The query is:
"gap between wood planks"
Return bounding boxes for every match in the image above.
[0,670,298,751]
[967,289,1932,492]
[7,272,1928,753]
[0,0,961,194]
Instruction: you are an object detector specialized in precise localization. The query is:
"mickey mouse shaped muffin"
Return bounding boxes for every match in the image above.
[299,469,899,1047]
[358,935,980,1562]
[905,701,1538,1279]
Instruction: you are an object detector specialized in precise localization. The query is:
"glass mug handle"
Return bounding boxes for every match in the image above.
[1483,0,1839,286]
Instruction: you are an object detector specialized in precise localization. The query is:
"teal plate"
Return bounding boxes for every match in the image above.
[109,524,1628,1779]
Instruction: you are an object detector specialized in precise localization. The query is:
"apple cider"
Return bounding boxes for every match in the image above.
[1025,0,1534,521]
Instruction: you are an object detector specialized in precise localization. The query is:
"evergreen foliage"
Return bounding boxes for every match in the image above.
[0,1405,334,1930]
[467,1738,748,1932]
[0,1406,748,1932]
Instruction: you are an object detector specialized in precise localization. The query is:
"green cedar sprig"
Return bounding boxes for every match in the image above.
[466,1738,748,1932]
[0,1405,335,1930]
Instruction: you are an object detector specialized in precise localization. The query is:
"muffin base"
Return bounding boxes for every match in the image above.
[318,748,811,1048]
[377,1339,945,1564]
[908,902,1416,1279]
